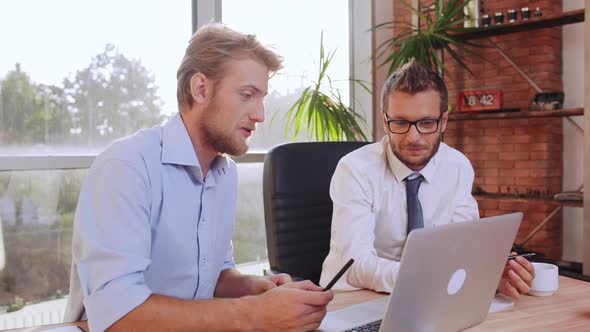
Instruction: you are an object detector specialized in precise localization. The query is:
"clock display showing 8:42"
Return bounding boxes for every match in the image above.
[457,89,503,112]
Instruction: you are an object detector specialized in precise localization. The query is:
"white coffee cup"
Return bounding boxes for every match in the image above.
[528,262,559,296]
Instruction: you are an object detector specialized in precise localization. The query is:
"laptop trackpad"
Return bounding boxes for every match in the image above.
[317,297,389,331]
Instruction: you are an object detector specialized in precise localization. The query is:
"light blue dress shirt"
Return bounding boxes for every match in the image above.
[64,113,237,332]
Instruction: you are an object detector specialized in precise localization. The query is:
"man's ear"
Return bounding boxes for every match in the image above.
[381,112,389,134]
[189,73,209,105]
[440,111,449,133]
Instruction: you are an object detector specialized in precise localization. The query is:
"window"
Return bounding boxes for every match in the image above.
[0,0,371,327]
[0,0,191,154]
[0,0,191,327]
[0,169,85,329]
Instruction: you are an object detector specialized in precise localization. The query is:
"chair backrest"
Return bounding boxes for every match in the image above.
[263,141,369,284]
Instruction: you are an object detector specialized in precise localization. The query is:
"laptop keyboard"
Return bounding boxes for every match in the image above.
[344,319,382,332]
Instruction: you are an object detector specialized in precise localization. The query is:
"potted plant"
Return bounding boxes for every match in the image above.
[283,33,369,142]
[374,0,486,75]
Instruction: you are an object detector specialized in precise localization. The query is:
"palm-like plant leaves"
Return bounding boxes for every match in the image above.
[375,0,487,75]
[285,34,368,141]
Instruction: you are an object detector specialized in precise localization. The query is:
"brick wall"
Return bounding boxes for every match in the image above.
[444,121,564,259]
[393,0,565,259]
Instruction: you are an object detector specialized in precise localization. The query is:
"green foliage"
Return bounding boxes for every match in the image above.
[56,170,85,216]
[54,213,75,230]
[374,0,485,75]
[63,44,164,146]
[0,44,165,146]
[1,272,16,293]
[0,64,65,144]
[0,64,37,133]
[285,34,368,142]
[0,225,72,306]
[6,296,24,313]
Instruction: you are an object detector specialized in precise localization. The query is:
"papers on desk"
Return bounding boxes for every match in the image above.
[489,293,515,313]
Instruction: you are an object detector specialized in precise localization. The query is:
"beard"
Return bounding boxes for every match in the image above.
[200,98,249,156]
[391,131,442,170]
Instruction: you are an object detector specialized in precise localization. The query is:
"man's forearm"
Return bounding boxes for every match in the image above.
[347,253,400,293]
[214,268,257,298]
[107,294,256,332]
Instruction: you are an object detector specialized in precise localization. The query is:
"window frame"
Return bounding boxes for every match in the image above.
[1,0,372,167]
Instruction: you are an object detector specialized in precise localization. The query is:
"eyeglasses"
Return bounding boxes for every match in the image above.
[384,114,442,134]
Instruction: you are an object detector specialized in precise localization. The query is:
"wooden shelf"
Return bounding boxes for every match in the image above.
[474,194,583,208]
[449,108,583,121]
[454,9,584,41]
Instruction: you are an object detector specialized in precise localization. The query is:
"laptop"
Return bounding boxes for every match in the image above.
[318,212,522,332]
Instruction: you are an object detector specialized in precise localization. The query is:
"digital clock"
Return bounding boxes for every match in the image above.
[457,89,503,112]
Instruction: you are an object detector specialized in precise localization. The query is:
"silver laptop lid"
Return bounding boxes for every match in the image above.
[380,212,522,332]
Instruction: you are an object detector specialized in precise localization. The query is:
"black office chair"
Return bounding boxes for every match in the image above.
[263,141,369,284]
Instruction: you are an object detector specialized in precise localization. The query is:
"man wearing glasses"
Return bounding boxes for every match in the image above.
[320,59,534,300]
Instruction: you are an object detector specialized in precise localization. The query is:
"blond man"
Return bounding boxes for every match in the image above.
[65,24,332,332]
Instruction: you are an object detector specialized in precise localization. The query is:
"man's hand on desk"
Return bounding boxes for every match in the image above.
[497,252,536,300]
[246,273,293,294]
[215,269,294,298]
[244,280,334,332]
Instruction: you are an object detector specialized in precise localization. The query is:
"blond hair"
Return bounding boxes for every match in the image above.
[177,23,283,111]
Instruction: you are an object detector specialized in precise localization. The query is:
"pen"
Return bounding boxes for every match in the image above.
[507,253,536,260]
[323,258,354,291]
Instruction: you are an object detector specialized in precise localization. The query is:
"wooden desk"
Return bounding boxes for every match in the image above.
[328,276,590,331]
[6,276,590,331]
[4,321,88,332]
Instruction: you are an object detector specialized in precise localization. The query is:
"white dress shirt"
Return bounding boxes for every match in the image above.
[320,135,479,292]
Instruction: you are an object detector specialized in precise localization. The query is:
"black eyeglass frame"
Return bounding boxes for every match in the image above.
[384,113,444,134]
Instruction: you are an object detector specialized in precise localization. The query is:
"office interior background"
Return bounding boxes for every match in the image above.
[0,0,587,329]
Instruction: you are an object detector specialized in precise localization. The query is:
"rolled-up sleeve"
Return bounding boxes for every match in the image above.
[73,158,153,332]
[222,240,236,271]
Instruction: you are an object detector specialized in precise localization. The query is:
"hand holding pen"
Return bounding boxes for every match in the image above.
[507,253,535,260]
[498,252,536,300]
[323,258,354,291]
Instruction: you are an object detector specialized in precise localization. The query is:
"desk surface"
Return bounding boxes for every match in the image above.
[6,276,590,331]
[327,275,590,331]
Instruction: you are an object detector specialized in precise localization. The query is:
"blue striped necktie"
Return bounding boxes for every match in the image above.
[405,175,424,234]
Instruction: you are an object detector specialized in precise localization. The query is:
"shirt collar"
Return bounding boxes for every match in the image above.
[383,135,437,184]
[161,113,230,184]
[162,113,200,167]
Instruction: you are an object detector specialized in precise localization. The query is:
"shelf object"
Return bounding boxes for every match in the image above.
[448,108,584,121]
[554,190,583,202]
[444,6,589,276]
[454,9,585,41]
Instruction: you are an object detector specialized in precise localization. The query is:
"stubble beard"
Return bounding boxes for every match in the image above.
[201,99,249,156]
[392,131,442,170]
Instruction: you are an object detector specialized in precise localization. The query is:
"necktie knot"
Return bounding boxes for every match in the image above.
[405,175,423,196]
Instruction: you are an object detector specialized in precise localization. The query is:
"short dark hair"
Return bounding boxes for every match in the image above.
[380,58,448,115]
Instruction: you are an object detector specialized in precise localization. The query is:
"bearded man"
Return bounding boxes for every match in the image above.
[65,24,332,332]
[320,59,534,301]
